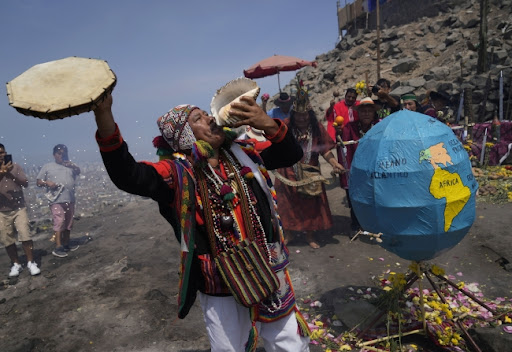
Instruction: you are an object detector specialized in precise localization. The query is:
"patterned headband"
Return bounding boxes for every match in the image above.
[157,104,198,152]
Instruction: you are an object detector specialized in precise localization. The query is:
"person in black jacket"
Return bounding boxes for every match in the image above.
[93,92,310,352]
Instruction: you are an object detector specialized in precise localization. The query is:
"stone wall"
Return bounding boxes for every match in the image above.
[346,0,467,33]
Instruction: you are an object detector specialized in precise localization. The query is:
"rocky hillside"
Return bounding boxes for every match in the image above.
[270,0,512,123]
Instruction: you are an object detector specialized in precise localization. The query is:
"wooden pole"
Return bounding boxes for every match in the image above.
[376,0,381,79]
[477,0,488,73]
[365,71,369,97]
[464,88,474,140]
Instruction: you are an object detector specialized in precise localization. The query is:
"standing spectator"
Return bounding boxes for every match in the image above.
[37,144,80,258]
[325,88,360,141]
[267,92,295,120]
[420,90,451,122]
[274,84,344,249]
[0,144,40,276]
[401,93,420,112]
[338,97,380,233]
[371,78,400,119]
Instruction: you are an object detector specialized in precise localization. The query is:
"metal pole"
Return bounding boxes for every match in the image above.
[376,0,381,79]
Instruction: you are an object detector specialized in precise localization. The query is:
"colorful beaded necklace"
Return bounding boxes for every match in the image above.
[196,148,271,262]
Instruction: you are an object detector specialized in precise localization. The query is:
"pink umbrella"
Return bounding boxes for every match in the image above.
[243,54,317,91]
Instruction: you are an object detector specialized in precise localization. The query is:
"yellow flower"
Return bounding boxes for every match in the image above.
[340,345,352,351]
[431,265,445,276]
[457,281,465,289]
[504,315,512,323]
[409,262,422,276]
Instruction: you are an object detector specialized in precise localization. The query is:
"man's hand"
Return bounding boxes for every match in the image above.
[330,160,346,175]
[230,96,279,136]
[45,180,59,190]
[0,161,13,175]
[93,93,116,138]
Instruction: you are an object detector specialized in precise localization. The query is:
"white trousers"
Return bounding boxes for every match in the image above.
[199,293,310,352]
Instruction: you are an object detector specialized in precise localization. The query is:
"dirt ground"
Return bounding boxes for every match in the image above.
[1,170,512,352]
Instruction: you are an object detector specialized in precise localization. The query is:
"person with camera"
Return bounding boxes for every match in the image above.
[36,144,81,258]
[371,78,400,119]
[0,144,41,277]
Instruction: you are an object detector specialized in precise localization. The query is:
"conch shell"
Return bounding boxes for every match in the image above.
[210,77,260,126]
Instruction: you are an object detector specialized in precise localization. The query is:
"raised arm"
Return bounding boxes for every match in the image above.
[92,94,175,202]
[230,96,303,169]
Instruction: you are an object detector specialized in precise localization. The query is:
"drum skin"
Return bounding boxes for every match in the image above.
[6,56,116,120]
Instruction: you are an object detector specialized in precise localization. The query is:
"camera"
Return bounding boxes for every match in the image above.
[3,154,12,165]
[371,85,381,94]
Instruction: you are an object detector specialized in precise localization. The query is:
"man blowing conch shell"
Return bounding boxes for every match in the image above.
[92,81,311,352]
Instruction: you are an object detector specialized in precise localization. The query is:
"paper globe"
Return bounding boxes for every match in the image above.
[349,110,479,261]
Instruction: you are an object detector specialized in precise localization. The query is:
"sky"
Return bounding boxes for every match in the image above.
[0,0,344,166]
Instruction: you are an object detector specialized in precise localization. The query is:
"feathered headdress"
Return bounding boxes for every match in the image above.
[292,80,311,113]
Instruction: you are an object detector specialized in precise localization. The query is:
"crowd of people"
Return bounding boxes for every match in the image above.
[255,78,453,245]
[1,75,456,352]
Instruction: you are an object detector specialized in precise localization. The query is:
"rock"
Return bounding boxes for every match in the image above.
[382,43,395,58]
[504,29,512,40]
[425,43,437,53]
[437,82,454,93]
[391,85,415,96]
[392,58,419,74]
[337,40,349,51]
[384,29,399,42]
[425,67,451,81]
[437,43,447,52]
[323,72,336,82]
[429,23,441,33]
[424,80,438,91]
[462,17,480,29]
[445,33,459,46]
[489,37,502,47]
[334,300,384,330]
[470,326,512,352]
[349,47,365,60]
[492,50,509,65]
[405,77,427,88]
[444,15,459,27]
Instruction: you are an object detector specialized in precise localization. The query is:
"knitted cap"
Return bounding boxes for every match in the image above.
[157,104,198,152]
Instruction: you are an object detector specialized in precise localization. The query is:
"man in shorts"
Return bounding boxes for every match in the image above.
[37,144,81,258]
[0,143,40,276]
